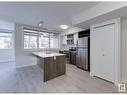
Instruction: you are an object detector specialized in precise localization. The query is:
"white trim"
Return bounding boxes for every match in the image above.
[90,18,121,86]
[90,73,94,77]
[22,26,60,50]
[114,18,121,86]
[121,79,127,84]
[0,60,15,63]
[16,63,36,68]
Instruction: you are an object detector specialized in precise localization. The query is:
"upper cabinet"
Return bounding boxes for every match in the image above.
[60,27,84,45]
[61,33,78,45]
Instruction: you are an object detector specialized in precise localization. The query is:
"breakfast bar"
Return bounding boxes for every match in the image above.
[32,52,66,82]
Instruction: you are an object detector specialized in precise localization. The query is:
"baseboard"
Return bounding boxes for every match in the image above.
[16,63,37,68]
[0,60,15,63]
[90,72,94,77]
[90,72,119,86]
[113,79,127,87]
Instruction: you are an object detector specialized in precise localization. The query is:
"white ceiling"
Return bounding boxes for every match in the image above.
[0,2,99,31]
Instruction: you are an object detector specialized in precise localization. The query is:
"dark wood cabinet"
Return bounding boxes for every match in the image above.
[37,55,66,82]
[59,50,70,64]
[70,52,76,65]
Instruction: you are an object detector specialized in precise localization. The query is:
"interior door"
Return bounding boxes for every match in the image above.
[92,23,115,82]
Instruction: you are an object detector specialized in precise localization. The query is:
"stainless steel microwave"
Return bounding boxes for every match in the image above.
[67,39,74,45]
[67,34,74,45]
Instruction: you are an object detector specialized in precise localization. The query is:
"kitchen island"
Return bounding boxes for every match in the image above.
[32,52,66,82]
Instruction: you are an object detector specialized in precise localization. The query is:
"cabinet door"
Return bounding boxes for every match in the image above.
[91,23,115,82]
[56,56,66,75]
[60,56,66,74]
[70,52,76,65]
[44,57,54,81]
[44,56,66,81]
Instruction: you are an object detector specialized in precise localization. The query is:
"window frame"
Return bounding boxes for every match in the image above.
[38,32,50,49]
[49,33,60,49]
[0,30,13,49]
[24,29,38,49]
[23,28,60,50]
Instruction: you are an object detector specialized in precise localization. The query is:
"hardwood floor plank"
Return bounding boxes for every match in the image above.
[0,63,119,93]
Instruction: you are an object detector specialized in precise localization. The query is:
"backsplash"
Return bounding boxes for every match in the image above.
[60,44,76,50]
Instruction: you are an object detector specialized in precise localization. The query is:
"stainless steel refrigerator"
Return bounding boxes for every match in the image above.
[76,37,89,71]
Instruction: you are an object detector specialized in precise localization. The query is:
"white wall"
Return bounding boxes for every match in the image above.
[15,23,36,68]
[0,20,15,63]
[0,49,15,63]
[72,2,127,26]
[121,18,127,84]
[15,23,60,68]
[61,27,84,36]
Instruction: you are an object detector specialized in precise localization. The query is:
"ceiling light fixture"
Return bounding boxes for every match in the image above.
[38,21,44,27]
[59,25,69,29]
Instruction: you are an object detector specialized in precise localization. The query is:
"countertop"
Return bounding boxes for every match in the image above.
[59,49,69,51]
[32,52,65,58]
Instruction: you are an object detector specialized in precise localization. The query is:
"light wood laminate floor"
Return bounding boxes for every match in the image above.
[0,62,118,93]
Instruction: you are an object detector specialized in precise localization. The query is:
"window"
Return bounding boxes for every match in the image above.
[39,32,49,49]
[50,33,59,48]
[0,32,12,49]
[24,29,37,49]
[23,28,60,49]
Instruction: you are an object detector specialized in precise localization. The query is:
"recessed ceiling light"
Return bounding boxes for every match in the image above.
[59,25,69,29]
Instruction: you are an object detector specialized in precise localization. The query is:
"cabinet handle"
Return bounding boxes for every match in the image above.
[54,56,56,60]
[102,54,105,56]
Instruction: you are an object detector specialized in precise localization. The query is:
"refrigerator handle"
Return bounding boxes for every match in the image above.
[76,47,78,55]
[85,52,88,70]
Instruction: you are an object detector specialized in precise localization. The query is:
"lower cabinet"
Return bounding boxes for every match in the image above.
[70,52,76,65]
[37,55,66,82]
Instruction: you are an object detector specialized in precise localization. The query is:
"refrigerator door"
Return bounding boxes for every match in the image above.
[76,48,88,70]
[78,37,88,48]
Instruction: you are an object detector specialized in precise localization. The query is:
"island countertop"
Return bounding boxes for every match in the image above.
[32,52,65,58]
[32,51,66,82]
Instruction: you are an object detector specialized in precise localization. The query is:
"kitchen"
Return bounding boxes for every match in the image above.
[31,26,90,82]
[60,28,90,71]
[0,1,126,93]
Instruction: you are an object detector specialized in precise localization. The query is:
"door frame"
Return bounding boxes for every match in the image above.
[90,18,121,86]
